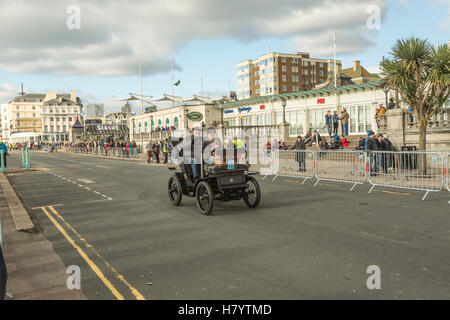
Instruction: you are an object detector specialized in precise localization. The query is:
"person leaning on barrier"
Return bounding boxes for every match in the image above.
[365,130,379,175]
[291,135,307,172]
[377,134,395,173]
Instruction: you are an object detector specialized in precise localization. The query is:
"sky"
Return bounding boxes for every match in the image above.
[0,0,448,112]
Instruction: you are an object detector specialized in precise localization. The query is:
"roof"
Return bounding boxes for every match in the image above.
[12,94,46,103]
[315,73,354,90]
[72,116,84,128]
[43,97,80,106]
[220,80,383,109]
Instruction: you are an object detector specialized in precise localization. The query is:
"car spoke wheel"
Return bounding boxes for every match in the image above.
[243,176,261,208]
[195,181,214,215]
[168,175,182,206]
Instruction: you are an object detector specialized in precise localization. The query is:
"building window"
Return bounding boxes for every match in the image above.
[282,85,287,92]
[282,75,287,82]
[281,57,286,62]
[282,66,287,72]
[33,113,36,117]
[319,62,324,67]
[16,113,20,117]
[320,70,324,76]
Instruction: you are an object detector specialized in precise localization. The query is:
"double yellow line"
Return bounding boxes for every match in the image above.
[38,205,146,300]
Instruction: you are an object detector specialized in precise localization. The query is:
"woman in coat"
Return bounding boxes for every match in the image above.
[290,135,306,172]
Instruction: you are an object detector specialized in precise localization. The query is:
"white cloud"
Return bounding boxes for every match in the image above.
[366,66,381,75]
[0,0,386,77]
[0,83,22,104]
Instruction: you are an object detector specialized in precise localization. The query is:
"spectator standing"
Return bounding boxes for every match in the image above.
[340,108,350,136]
[290,135,306,172]
[365,130,379,175]
[325,111,333,137]
[387,98,395,110]
[332,111,339,135]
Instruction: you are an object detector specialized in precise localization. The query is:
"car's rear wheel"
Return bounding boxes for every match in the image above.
[243,176,261,208]
[168,175,182,206]
[195,181,214,215]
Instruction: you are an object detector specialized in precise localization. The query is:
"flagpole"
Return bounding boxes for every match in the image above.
[171,58,174,109]
[333,31,338,113]
[139,54,144,149]
[200,61,204,98]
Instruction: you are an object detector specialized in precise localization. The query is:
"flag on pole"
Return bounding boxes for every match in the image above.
[174,80,181,86]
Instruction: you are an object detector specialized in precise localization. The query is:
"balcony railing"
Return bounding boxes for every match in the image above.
[405,109,450,130]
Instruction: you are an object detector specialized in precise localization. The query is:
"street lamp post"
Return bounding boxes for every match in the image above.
[281,98,287,124]
[383,86,390,109]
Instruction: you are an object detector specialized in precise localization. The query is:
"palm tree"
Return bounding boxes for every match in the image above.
[380,38,450,151]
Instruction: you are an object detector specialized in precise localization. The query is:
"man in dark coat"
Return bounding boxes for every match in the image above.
[365,130,379,175]
[377,134,395,173]
[290,135,306,172]
[0,243,7,300]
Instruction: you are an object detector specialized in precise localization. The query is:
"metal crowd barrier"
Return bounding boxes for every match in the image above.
[367,151,445,200]
[314,150,367,191]
[446,154,449,194]
[247,149,278,179]
[272,150,315,184]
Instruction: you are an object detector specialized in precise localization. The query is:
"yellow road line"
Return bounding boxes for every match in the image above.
[48,206,146,300]
[40,207,125,300]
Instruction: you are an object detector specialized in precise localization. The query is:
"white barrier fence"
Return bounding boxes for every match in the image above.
[367,151,445,200]
[256,149,450,201]
[447,154,450,194]
[271,150,315,184]
[314,150,367,191]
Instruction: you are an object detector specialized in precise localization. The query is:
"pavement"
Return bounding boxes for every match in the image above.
[0,156,87,299]
[1,149,450,299]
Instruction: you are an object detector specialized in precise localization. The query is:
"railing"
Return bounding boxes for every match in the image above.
[405,109,450,130]
[250,149,449,201]
[71,146,143,159]
[367,151,445,200]
[314,150,367,191]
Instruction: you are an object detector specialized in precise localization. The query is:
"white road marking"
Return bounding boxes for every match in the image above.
[50,173,113,202]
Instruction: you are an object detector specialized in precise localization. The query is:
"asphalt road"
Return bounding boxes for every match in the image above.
[5,150,450,300]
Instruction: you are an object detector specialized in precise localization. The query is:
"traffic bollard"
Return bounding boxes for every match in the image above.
[0,151,5,173]
[25,147,30,170]
[21,147,25,168]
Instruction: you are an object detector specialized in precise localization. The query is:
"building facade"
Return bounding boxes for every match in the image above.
[0,104,10,141]
[223,80,387,138]
[237,51,341,100]
[9,93,46,134]
[41,91,83,142]
[85,104,105,121]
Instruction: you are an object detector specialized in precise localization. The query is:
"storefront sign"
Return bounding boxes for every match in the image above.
[187,111,203,121]
[238,107,252,113]
[224,109,234,114]
[317,98,325,104]
[260,105,265,110]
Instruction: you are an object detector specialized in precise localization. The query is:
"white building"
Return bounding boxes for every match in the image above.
[222,80,387,137]
[0,104,10,141]
[41,91,83,142]
[130,95,223,145]
[85,104,105,120]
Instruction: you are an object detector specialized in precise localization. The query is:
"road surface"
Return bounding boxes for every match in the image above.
[5,151,450,300]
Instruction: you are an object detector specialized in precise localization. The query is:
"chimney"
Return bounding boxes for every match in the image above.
[353,61,360,72]
[44,92,57,102]
[70,90,77,103]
